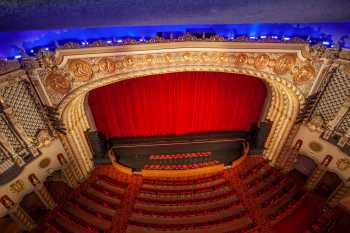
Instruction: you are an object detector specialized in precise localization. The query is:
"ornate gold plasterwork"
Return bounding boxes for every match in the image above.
[272,54,297,75]
[45,72,71,94]
[97,57,116,74]
[233,53,248,66]
[336,158,350,171]
[293,64,316,84]
[30,41,323,180]
[36,129,52,147]
[39,49,315,105]
[308,141,323,152]
[39,158,51,169]
[68,59,93,81]
[254,54,270,70]
[9,179,25,193]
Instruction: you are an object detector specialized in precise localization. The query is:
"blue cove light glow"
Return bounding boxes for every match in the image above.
[0,23,349,59]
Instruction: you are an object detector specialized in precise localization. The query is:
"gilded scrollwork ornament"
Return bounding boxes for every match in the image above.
[234,53,248,66]
[122,56,135,67]
[254,54,270,70]
[97,57,115,74]
[293,64,316,84]
[273,54,296,75]
[68,59,94,81]
[45,72,71,94]
[336,158,350,171]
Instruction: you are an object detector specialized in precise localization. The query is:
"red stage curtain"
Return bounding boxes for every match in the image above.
[88,72,267,139]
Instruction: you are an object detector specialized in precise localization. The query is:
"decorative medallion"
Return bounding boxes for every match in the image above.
[336,158,350,171]
[122,57,134,67]
[68,59,93,81]
[234,54,248,66]
[254,54,270,70]
[45,72,71,94]
[273,54,296,75]
[97,57,115,74]
[308,141,323,152]
[293,64,316,84]
[39,158,51,169]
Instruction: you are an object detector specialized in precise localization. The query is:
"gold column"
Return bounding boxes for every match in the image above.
[28,174,56,210]
[0,195,35,231]
[305,155,333,190]
[57,153,79,188]
[328,178,350,207]
[279,132,303,172]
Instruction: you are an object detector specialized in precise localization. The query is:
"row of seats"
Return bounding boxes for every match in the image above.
[132,199,242,217]
[269,190,305,221]
[142,171,224,185]
[261,181,296,208]
[137,188,236,205]
[127,210,253,233]
[149,152,211,160]
[237,156,307,223]
[44,173,129,233]
[39,157,313,233]
[251,173,285,197]
[304,207,338,233]
[238,158,267,179]
[140,180,228,194]
[128,169,255,233]
[143,160,220,170]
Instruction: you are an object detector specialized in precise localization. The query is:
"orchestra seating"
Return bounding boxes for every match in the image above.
[127,171,255,233]
[36,156,332,233]
[43,174,128,233]
[303,207,338,233]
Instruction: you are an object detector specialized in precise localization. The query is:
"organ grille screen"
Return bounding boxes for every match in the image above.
[313,70,350,127]
[0,80,48,144]
[0,116,23,153]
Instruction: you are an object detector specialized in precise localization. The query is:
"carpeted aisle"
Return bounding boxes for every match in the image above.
[272,193,324,233]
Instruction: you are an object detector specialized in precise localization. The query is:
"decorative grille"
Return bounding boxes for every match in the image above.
[313,69,350,125]
[0,81,48,144]
[0,116,23,153]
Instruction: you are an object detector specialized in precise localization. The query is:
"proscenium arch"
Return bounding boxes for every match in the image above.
[51,43,306,180]
[59,70,303,180]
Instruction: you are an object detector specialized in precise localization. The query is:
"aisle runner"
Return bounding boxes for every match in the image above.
[110,175,143,233]
[223,168,273,233]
